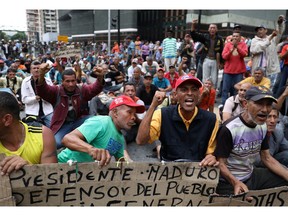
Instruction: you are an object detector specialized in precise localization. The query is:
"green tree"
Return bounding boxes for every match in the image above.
[0,31,9,41]
[11,31,27,41]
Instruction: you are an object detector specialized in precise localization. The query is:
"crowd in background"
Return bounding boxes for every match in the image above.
[1,14,288,198]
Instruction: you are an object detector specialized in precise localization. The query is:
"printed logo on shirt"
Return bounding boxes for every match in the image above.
[105,138,122,155]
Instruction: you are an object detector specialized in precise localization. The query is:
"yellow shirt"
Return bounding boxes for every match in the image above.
[0,122,43,164]
[239,77,271,89]
[149,106,219,154]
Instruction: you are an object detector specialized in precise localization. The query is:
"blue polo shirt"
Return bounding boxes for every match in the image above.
[152,77,171,89]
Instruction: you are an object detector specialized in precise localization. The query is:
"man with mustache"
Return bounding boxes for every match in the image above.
[58,95,145,167]
[136,75,219,166]
[254,106,288,167]
[214,86,288,195]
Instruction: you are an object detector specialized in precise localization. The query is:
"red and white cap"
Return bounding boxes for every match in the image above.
[109,95,146,113]
[175,75,203,90]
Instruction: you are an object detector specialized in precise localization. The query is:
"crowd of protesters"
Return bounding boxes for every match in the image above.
[1,14,288,198]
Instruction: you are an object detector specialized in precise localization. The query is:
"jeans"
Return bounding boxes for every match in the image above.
[202,58,218,87]
[221,73,243,105]
[41,113,53,128]
[54,115,92,149]
[275,65,288,98]
[164,57,176,71]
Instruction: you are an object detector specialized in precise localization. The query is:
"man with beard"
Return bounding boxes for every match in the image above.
[136,75,219,165]
[214,86,288,195]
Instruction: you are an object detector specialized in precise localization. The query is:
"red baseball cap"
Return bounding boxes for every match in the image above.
[109,95,145,113]
[175,75,203,90]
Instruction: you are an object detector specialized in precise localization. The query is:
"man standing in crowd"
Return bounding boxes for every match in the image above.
[250,15,285,92]
[125,36,135,68]
[162,29,177,72]
[221,31,248,106]
[36,63,105,149]
[190,19,224,88]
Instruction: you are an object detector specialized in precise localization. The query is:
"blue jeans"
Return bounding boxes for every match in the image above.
[54,115,92,149]
[221,73,243,105]
[41,113,53,128]
[275,65,288,98]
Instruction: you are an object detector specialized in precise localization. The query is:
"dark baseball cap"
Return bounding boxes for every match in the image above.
[245,86,277,103]
[144,72,153,78]
[233,24,241,30]
[169,65,175,69]
[255,24,266,31]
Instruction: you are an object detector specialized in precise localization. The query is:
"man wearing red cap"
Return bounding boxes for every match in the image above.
[58,95,145,166]
[136,75,219,165]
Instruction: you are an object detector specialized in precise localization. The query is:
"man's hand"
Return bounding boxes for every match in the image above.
[278,15,285,25]
[89,147,111,167]
[282,86,288,97]
[151,91,166,108]
[233,180,249,195]
[181,56,188,63]
[199,154,219,167]
[232,38,238,48]
[0,155,28,176]
[92,66,105,83]
[39,63,51,77]
[191,19,198,31]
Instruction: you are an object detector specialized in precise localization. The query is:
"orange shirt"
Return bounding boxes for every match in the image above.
[198,87,216,111]
[112,44,120,53]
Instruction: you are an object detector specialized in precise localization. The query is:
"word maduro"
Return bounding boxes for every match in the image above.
[8,162,219,206]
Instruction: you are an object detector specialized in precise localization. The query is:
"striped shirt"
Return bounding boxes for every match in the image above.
[162,37,177,58]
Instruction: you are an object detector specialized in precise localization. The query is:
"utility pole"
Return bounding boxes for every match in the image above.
[117,10,120,46]
[108,10,111,55]
[197,10,202,32]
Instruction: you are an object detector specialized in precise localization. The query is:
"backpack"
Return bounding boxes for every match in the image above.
[219,95,238,121]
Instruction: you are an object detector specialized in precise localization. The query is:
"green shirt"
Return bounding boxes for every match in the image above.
[58,116,125,163]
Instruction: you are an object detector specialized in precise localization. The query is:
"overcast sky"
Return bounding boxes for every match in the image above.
[0,9,26,31]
